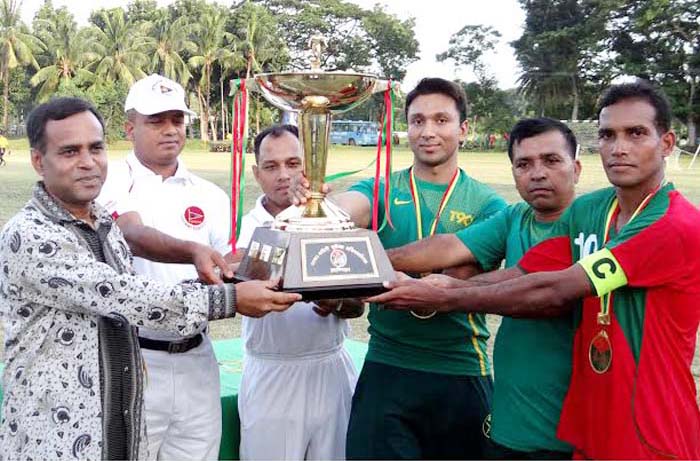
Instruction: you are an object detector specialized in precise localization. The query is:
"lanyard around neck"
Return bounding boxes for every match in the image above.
[597,182,664,324]
[408,167,461,240]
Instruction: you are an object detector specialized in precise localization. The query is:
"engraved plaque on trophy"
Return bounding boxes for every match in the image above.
[234,36,395,300]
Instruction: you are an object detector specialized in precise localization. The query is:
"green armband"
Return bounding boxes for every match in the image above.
[577,248,628,297]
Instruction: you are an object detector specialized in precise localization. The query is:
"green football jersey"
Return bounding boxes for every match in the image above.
[350,167,507,376]
[457,203,574,453]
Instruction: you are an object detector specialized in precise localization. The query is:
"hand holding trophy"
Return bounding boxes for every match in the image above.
[233,35,397,300]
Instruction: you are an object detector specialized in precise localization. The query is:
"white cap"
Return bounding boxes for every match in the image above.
[124,74,196,116]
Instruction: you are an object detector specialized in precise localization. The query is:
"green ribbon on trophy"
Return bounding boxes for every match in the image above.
[230,78,249,253]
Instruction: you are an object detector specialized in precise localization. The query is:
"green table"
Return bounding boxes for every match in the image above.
[0,338,368,460]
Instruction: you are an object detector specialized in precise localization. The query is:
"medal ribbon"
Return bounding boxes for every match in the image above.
[408,166,461,240]
[597,181,665,324]
[230,78,249,254]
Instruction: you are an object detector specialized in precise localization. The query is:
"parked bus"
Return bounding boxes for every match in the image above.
[330,120,378,146]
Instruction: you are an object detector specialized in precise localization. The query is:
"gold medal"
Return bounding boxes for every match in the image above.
[589,330,612,373]
[410,309,437,319]
[406,167,461,321]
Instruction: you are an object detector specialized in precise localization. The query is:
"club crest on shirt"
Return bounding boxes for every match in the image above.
[183,206,205,228]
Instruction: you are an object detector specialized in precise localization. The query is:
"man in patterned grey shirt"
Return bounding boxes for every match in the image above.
[0,97,301,460]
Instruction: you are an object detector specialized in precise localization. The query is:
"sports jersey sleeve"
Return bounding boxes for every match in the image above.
[456,207,510,271]
[477,193,508,223]
[578,201,700,296]
[348,176,382,230]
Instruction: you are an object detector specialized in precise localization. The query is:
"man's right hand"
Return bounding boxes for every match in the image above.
[235,279,302,317]
[290,174,332,206]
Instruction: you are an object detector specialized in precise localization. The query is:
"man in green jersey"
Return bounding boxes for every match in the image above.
[387,117,581,459]
[369,80,700,459]
[292,77,507,459]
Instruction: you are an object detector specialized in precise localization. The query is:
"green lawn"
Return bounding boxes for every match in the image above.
[1,142,699,379]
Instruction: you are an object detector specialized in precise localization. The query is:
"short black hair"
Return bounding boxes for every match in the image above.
[26,97,105,153]
[253,124,299,163]
[507,118,578,162]
[597,79,672,133]
[405,78,468,122]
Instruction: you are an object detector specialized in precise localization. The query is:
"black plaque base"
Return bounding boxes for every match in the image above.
[234,226,395,301]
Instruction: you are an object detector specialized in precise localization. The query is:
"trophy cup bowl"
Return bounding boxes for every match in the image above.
[234,45,396,300]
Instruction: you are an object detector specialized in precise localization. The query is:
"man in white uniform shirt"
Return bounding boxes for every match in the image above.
[237,125,361,460]
[97,74,230,460]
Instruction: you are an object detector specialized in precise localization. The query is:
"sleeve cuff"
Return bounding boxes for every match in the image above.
[207,283,236,319]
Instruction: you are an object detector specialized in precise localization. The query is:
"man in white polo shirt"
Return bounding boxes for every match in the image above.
[98,74,230,460]
[237,124,362,460]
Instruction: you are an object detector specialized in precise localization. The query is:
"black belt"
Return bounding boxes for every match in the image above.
[138,333,203,354]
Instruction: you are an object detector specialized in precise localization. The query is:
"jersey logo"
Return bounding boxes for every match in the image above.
[183,206,205,228]
[393,198,412,206]
[449,210,473,227]
[482,414,492,438]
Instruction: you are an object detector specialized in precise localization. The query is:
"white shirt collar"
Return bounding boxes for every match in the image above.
[250,195,275,225]
[126,151,194,185]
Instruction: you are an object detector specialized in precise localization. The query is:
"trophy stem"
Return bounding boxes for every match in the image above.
[299,107,331,218]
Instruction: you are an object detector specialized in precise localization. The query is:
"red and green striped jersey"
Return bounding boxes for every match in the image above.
[519,184,700,459]
[350,168,507,376]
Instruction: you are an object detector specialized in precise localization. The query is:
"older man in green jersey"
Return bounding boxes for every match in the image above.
[293,77,506,459]
[387,117,581,459]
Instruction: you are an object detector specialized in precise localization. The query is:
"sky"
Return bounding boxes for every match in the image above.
[19,0,525,90]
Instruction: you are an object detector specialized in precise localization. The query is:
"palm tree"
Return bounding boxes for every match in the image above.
[229,1,289,133]
[146,12,195,86]
[30,13,97,102]
[90,8,149,87]
[188,6,234,142]
[0,0,41,130]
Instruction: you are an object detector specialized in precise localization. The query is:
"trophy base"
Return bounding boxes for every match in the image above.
[234,226,395,301]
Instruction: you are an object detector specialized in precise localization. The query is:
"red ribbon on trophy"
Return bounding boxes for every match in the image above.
[372,80,396,232]
[230,78,249,254]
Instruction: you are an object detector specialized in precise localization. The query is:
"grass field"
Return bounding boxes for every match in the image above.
[1,142,699,380]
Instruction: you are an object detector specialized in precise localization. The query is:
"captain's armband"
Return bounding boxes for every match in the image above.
[577,248,628,297]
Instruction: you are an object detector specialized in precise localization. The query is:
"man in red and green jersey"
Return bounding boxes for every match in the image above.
[387,117,582,459]
[292,78,506,459]
[370,80,700,459]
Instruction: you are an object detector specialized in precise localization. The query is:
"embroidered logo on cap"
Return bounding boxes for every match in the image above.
[183,206,205,228]
[152,79,175,95]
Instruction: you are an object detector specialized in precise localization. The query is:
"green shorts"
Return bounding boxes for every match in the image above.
[346,360,493,460]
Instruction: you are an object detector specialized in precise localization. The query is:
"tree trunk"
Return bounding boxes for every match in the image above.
[570,75,579,121]
[2,69,10,131]
[220,78,226,139]
[687,79,697,145]
[198,87,208,142]
[210,115,218,142]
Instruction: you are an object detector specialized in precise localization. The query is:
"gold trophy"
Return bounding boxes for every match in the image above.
[234,35,396,300]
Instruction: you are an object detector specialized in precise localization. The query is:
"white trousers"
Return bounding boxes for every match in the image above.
[142,335,222,460]
[238,347,358,460]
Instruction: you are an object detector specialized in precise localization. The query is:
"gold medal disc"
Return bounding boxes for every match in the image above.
[410,309,437,319]
[589,330,612,374]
